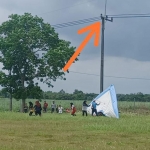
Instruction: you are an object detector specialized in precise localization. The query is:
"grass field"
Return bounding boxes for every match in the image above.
[0,111,150,150]
[0,98,150,150]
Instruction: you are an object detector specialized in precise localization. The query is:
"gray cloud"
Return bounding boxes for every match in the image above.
[0,0,150,94]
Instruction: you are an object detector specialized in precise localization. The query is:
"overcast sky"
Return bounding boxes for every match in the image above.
[0,0,150,94]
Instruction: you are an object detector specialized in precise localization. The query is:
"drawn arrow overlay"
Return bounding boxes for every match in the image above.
[63,22,101,72]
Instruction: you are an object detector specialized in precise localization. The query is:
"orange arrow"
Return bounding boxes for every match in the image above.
[63,22,101,72]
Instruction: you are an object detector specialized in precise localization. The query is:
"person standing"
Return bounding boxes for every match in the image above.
[91,100,100,116]
[82,100,89,116]
[29,102,34,116]
[58,105,63,114]
[70,103,76,116]
[34,100,42,116]
[43,101,48,113]
[51,101,56,113]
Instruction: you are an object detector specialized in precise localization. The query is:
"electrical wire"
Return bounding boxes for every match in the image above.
[51,16,101,29]
[69,71,150,81]
[107,13,150,17]
[51,14,150,29]
[50,13,150,81]
[108,15,150,19]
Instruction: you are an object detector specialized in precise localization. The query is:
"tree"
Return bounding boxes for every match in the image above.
[0,13,77,111]
[59,89,65,94]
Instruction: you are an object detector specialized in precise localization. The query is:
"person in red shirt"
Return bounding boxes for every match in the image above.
[70,103,76,116]
[34,100,42,116]
[43,101,48,113]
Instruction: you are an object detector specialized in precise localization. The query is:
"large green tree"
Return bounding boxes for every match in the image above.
[0,13,77,111]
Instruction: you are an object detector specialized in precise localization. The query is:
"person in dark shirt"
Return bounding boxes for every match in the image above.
[29,102,34,116]
[34,100,42,116]
[82,101,89,116]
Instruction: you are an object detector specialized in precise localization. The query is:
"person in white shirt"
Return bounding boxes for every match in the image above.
[51,101,56,113]
[58,105,63,114]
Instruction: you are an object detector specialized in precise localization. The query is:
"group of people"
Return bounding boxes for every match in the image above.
[24,100,66,116]
[27,100,42,116]
[51,101,63,114]
[82,100,100,116]
[23,99,102,117]
[24,100,47,116]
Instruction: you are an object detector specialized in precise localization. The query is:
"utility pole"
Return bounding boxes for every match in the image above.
[100,14,113,93]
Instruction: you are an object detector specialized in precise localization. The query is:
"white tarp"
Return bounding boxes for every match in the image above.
[87,85,119,118]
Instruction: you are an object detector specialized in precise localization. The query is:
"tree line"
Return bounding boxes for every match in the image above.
[0,89,150,102]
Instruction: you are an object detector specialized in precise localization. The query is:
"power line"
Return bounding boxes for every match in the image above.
[107,13,150,16]
[108,15,150,19]
[69,71,150,81]
[51,14,150,29]
[51,16,101,29]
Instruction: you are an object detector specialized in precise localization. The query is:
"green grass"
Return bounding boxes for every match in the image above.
[0,111,150,150]
[0,98,150,149]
